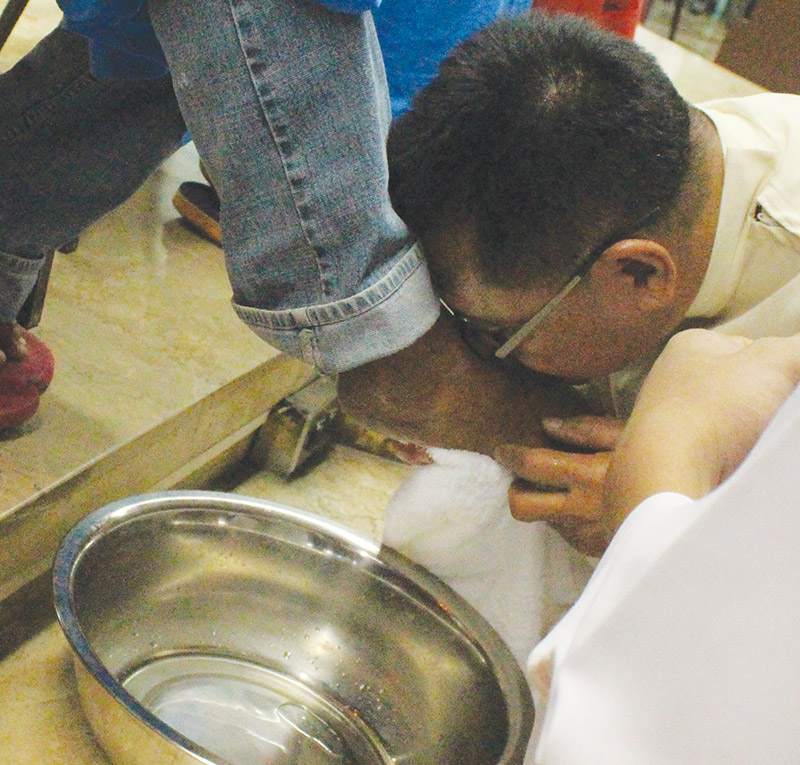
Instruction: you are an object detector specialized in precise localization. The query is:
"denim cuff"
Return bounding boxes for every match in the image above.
[0,250,45,322]
[233,242,440,373]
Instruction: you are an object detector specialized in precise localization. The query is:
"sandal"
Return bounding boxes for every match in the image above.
[0,326,55,392]
[0,378,40,431]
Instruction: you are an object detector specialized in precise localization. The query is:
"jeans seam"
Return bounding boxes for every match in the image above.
[0,73,97,142]
[0,70,175,143]
[0,250,45,272]
[228,0,329,297]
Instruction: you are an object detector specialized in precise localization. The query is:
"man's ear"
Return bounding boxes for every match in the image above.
[596,239,679,311]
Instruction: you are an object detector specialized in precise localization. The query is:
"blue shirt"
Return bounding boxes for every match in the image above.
[374,0,531,117]
[58,0,384,79]
[58,0,530,117]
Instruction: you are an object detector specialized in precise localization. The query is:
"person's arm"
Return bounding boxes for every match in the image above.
[494,416,623,557]
[603,329,800,526]
[529,330,800,763]
[494,330,800,555]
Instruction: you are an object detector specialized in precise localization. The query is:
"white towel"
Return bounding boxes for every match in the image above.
[382,447,596,671]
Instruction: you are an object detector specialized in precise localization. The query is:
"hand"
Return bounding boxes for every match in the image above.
[605,329,800,533]
[337,311,585,455]
[495,415,624,557]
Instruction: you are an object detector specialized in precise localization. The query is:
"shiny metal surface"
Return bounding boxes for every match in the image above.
[54,491,534,764]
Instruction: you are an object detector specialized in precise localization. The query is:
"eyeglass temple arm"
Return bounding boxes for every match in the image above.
[494,206,662,359]
[494,272,584,359]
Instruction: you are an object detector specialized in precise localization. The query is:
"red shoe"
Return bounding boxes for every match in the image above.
[0,323,54,430]
[0,327,55,392]
[0,378,40,431]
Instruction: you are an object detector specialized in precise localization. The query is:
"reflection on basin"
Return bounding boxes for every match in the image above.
[123,654,383,763]
[54,491,534,764]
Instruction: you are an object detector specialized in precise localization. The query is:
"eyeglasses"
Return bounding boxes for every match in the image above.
[440,207,661,361]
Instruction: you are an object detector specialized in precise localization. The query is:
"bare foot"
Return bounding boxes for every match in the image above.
[338,312,585,455]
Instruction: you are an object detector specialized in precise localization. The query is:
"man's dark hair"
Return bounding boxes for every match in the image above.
[387,12,692,288]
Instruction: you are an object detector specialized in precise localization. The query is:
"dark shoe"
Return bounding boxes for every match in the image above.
[172,181,221,246]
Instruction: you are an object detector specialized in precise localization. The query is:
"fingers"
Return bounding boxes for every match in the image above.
[495,444,610,487]
[542,415,624,451]
[506,479,612,557]
[496,444,611,521]
[497,443,614,554]
[507,478,570,520]
[506,474,602,522]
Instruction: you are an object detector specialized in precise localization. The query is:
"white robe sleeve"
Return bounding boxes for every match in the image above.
[528,384,800,765]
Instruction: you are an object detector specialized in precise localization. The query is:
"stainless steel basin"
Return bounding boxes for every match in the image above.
[53,491,534,764]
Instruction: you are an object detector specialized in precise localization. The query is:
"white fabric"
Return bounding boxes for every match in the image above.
[528,382,800,764]
[689,94,800,336]
[606,93,800,416]
[381,447,595,669]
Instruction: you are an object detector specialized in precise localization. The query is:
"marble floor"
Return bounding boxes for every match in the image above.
[0,0,59,71]
[0,7,767,762]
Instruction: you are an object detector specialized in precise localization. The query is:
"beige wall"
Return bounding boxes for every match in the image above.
[716,0,800,94]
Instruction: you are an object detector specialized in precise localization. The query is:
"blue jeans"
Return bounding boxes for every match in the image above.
[0,1,528,371]
[0,10,437,373]
[147,0,437,372]
[0,28,188,320]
